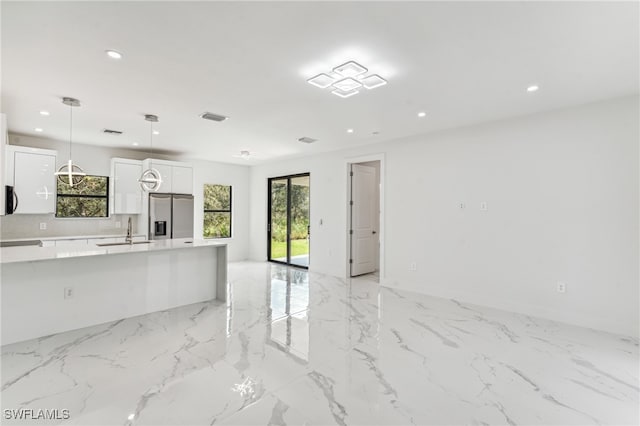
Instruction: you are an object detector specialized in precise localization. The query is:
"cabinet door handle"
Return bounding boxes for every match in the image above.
[13,191,19,213]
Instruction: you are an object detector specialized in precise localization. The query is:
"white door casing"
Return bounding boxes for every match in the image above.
[350,163,376,276]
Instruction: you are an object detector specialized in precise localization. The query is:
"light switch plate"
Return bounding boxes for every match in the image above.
[480,202,488,211]
[39,223,47,230]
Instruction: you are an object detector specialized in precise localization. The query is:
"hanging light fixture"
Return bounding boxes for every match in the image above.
[55,97,86,186]
[138,114,162,192]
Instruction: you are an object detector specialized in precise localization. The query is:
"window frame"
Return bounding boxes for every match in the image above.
[203,184,232,239]
[55,175,110,218]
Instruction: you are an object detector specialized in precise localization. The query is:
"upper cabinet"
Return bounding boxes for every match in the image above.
[172,165,193,194]
[5,145,57,214]
[110,158,142,214]
[142,159,193,194]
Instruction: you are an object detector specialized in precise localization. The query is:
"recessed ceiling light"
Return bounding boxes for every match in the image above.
[527,85,539,92]
[307,73,335,89]
[360,74,387,90]
[153,130,160,135]
[418,111,426,118]
[347,129,354,133]
[39,111,50,116]
[333,61,368,78]
[332,88,359,98]
[105,50,123,59]
[34,128,43,132]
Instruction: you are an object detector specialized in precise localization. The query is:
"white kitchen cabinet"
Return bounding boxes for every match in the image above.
[6,146,57,214]
[172,165,193,194]
[142,159,193,194]
[153,163,173,193]
[110,158,142,214]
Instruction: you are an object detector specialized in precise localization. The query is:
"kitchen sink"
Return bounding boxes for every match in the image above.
[96,241,153,247]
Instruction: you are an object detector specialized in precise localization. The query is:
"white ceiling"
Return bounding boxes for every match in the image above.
[2,1,638,165]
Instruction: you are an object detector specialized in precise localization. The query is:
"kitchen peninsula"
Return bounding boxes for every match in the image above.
[0,239,227,345]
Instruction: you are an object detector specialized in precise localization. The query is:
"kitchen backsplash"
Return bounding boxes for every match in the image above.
[0,214,137,240]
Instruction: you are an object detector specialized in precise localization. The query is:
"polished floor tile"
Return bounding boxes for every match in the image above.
[1,262,638,425]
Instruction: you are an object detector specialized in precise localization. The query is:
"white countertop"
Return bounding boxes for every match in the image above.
[1,234,146,243]
[0,238,226,264]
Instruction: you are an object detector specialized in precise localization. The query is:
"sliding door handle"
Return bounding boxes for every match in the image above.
[13,191,19,213]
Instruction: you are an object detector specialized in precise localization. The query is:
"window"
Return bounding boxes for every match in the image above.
[56,175,109,218]
[203,184,232,238]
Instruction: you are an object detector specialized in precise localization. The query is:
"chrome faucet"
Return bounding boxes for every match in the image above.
[125,217,133,245]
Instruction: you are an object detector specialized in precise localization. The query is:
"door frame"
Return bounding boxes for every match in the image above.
[267,172,310,269]
[345,153,385,280]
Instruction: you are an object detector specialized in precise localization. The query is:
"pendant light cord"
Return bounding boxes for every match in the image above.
[69,103,73,160]
[149,120,153,166]
[149,120,153,158]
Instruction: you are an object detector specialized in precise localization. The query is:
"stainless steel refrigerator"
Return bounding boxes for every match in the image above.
[149,193,194,240]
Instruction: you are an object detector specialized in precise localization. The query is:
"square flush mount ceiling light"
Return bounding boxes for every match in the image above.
[332,88,359,98]
[333,61,368,77]
[332,77,362,92]
[360,74,388,89]
[307,73,335,89]
[307,60,386,98]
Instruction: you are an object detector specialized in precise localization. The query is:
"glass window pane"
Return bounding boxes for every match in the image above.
[56,197,108,217]
[203,212,231,238]
[57,175,108,196]
[204,184,231,211]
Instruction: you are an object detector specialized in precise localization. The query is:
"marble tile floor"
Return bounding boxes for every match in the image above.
[1,261,638,425]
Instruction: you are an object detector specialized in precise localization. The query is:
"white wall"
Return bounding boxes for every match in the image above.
[249,96,639,337]
[1,135,251,261]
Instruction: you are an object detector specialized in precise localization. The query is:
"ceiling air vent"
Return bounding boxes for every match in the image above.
[200,112,228,122]
[103,129,123,135]
[298,137,317,144]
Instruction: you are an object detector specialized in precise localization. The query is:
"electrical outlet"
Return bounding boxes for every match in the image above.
[410,262,417,271]
[39,223,47,230]
[557,282,566,293]
[480,202,488,211]
[64,287,74,299]
[459,203,466,210]
[115,221,121,228]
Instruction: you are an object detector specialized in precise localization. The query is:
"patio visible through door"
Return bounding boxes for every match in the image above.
[268,173,310,268]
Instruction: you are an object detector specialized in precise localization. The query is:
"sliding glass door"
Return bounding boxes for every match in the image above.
[268,173,310,268]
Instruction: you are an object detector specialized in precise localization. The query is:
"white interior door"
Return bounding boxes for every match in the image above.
[350,164,376,276]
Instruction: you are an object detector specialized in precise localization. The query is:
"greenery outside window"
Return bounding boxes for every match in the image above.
[56,175,109,218]
[204,184,232,238]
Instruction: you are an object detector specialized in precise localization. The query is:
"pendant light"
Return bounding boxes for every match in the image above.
[138,114,162,192]
[55,97,86,186]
